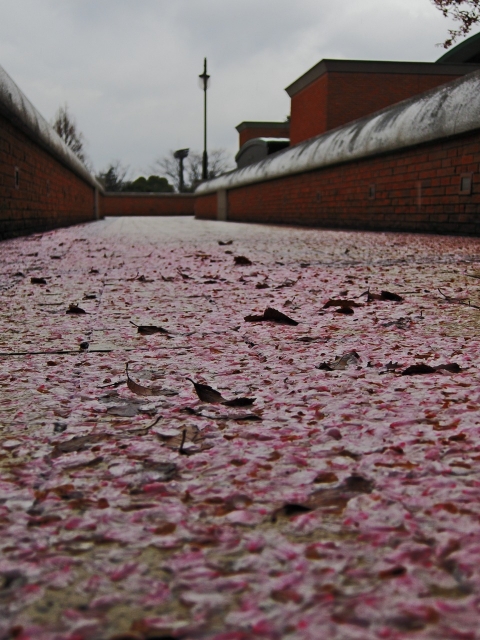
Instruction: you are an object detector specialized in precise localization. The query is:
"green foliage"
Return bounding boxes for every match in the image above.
[122,175,174,193]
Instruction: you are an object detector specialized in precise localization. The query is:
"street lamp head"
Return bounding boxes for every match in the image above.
[198,57,210,91]
[199,57,209,181]
[173,148,189,160]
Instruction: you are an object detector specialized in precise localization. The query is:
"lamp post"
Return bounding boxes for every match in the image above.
[198,57,210,181]
[173,148,189,192]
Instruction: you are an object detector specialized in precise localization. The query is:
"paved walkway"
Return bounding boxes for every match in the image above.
[1,217,480,639]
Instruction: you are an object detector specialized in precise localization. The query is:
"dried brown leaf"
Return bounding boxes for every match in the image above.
[323,299,362,309]
[66,303,87,315]
[245,307,298,326]
[130,321,169,336]
[367,290,404,302]
[126,363,176,396]
[244,313,266,322]
[380,290,404,301]
[401,362,461,376]
[223,396,256,407]
[234,255,252,265]
[187,378,225,403]
[314,471,339,484]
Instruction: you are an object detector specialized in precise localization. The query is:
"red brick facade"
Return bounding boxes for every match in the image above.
[0,113,97,240]
[289,71,464,145]
[101,193,194,217]
[193,193,217,220]
[195,129,480,235]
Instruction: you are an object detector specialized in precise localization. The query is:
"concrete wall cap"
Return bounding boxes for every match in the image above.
[0,63,103,192]
[196,70,480,195]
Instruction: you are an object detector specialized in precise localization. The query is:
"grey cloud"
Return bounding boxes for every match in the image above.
[0,0,462,176]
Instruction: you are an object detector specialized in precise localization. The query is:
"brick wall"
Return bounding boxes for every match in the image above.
[0,113,97,240]
[290,72,462,145]
[101,193,194,217]
[194,129,480,235]
[194,193,217,220]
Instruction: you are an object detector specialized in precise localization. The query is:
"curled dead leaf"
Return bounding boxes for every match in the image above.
[367,290,404,302]
[314,471,339,484]
[187,378,256,406]
[223,396,256,407]
[336,306,354,315]
[187,378,224,403]
[130,321,170,336]
[401,362,461,376]
[126,364,177,397]
[272,503,313,521]
[323,299,362,309]
[66,303,87,315]
[245,307,298,326]
[234,255,252,265]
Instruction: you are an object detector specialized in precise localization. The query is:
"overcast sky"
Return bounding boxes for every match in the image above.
[0,0,472,178]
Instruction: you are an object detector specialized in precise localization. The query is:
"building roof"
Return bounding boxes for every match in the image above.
[436,31,480,63]
[235,121,289,132]
[235,138,290,168]
[285,59,480,97]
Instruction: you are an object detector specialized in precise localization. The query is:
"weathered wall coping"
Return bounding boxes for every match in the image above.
[196,70,480,196]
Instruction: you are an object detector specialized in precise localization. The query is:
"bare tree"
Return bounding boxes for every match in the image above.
[432,0,480,47]
[153,149,233,192]
[52,104,89,166]
[96,161,129,192]
[155,153,182,191]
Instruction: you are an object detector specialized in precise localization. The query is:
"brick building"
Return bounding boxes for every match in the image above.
[198,33,480,235]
